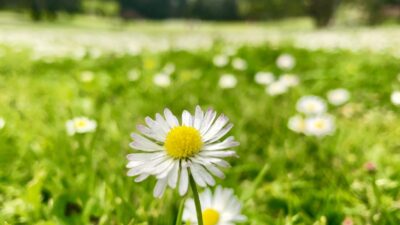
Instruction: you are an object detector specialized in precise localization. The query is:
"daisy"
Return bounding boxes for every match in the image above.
[266,81,288,96]
[218,74,237,89]
[213,55,229,68]
[287,115,305,133]
[66,117,97,136]
[304,114,335,137]
[296,96,327,115]
[231,58,247,71]
[127,69,140,82]
[276,53,295,70]
[391,91,400,106]
[153,73,171,87]
[278,74,299,87]
[126,106,239,198]
[254,72,274,85]
[0,117,5,129]
[183,186,246,225]
[327,88,350,106]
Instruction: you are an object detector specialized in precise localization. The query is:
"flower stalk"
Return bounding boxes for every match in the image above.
[189,170,203,225]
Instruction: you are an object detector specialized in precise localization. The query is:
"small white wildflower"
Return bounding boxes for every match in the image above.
[278,74,299,87]
[327,88,350,106]
[162,63,175,75]
[153,73,171,87]
[231,58,247,71]
[391,91,400,106]
[213,54,229,67]
[219,74,237,89]
[254,72,275,85]
[288,115,305,133]
[276,53,295,70]
[266,81,288,96]
[296,96,327,115]
[304,114,335,137]
[66,117,97,136]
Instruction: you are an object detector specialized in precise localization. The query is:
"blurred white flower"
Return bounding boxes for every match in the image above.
[162,63,175,75]
[296,96,327,115]
[327,88,350,106]
[223,46,237,56]
[304,114,335,137]
[80,71,95,83]
[219,74,237,89]
[183,186,246,225]
[254,72,274,85]
[276,53,295,70]
[213,54,229,67]
[231,57,247,71]
[66,117,97,136]
[153,73,171,87]
[288,115,305,133]
[0,117,5,129]
[127,69,140,81]
[266,81,288,96]
[391,91,400,106]
[278,74,299,87]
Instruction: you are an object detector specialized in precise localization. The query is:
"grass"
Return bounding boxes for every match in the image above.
[0,15,400,225]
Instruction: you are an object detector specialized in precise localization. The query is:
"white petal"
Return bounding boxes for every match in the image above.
[202,114,229,142]
[126,152,164,161]
[155,113,171,133]
[130,133,164,151]
[200,150,237,158]
[193,106,204,129]
[136,124,165,142]
[192,164,215,186]
[168,162,180,188]
[203,136,239,151]
[153,178,168,198]
[134,174,149,182]
[164,108,179,128]
[182,110,193,126]
[199,109,217,135]
[179,167,189,196]
[205,123,233,143]
[190,165,207,187]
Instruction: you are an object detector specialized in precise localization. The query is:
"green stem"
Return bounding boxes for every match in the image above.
[241,162,269,201]
[189,171,203,225]
[175,197,186,225]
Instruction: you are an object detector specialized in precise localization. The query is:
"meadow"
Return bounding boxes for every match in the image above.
[0,15,400,225]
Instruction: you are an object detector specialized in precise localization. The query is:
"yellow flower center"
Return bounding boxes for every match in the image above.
[75,120,87,128]
[314,120,326,129]
[202,208,220,225]
[164,126,203,158]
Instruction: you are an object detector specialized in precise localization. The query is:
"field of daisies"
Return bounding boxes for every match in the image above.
[1,17,400,225]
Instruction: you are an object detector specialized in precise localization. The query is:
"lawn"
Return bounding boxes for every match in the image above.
[0,15,400,225]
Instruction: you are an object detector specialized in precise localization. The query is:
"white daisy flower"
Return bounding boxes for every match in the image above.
[80,71,95,83]
[278,74,299,87]
[304,114,335,137]
[231,58,247,71]
[126,106,239,198]
[391,91,400,106]
[296,96,327,115]
[288,115,305,133]
[219,74,237,89]
[266,81,288,96]
[276,53,295,70]
[254,72,274,85]
[0,117,5,130]
[66,117,97,136]
[213,55,229,68]
[162,63,175,75]
[327,88,350,106]
[183,186,246,225]
[153,73,171,87]
[127,69,140,81]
